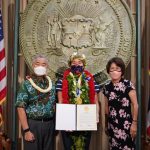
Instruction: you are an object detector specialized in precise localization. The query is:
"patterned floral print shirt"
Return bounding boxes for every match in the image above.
[16,78,56,119]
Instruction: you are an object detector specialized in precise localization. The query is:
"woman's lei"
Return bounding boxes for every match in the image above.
[62,69,95,149]
[62,69,95,104]
[67,72,90,104]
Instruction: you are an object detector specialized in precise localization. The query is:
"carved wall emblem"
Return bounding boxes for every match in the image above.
[20,0,135,84]
[61,15,93,49]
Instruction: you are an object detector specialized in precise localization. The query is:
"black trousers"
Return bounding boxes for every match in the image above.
[61,131,91,150]
[23,119,55,150]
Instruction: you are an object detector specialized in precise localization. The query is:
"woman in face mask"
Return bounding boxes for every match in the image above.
[103,57,138,150]
[16,54,56,150]
[56,52,100,150]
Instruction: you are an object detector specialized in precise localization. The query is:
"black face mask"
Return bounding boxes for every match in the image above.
[71,65,84,74]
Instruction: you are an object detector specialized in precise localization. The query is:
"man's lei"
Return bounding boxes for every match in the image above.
[27,76,52,93]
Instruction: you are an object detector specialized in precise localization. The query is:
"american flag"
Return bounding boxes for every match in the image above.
[0,9,6,126]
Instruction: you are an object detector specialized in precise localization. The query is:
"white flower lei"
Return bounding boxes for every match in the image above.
[27,76,52,93]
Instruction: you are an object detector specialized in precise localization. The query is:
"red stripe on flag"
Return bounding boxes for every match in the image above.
[0,87,7,100]
[0,67,6,81]
[147,126,150,137]
[0,48,5,61]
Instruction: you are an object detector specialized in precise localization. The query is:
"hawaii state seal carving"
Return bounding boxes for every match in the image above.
[20,0,135,84]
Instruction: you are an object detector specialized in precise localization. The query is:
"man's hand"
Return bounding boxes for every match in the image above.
[24,131,35,142]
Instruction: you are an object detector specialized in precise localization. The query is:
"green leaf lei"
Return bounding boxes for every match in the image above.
[67,72,90,150]
[67,73,90,104]
[71,134,85,150]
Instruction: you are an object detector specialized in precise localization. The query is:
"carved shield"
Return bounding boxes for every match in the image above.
[20,0,135,84]
[61,15,93,49]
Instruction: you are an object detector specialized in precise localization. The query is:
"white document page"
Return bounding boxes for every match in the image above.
[55,104,76,130]
[77,104,97,131]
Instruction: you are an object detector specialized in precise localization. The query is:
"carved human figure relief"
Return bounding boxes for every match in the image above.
[94,16,112,48]
[47,16,62,48]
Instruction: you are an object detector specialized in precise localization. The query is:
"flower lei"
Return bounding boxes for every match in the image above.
[62,69,95,104]
[27,76,52,93]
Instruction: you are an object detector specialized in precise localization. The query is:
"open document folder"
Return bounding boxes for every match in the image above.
[55,103,97,131]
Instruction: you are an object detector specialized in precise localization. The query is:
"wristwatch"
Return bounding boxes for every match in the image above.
[23,128,30,133]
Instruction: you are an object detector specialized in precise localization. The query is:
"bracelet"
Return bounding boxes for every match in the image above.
[23,128,30,133]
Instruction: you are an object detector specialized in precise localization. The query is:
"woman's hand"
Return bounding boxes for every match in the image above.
[130,121,137,140]
[24,131,35,142]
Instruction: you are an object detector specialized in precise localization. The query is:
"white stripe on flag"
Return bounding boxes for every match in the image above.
[0,39,4,51]
[0,77,6,91]
[0,57,6,72]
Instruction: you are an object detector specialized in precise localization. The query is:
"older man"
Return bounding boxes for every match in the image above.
[16,54,56,150]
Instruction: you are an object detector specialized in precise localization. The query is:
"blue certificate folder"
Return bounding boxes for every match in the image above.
[55,103,97,131]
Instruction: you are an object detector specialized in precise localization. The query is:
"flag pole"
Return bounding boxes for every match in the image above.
[12,0,20,149]
[136,0,142,149]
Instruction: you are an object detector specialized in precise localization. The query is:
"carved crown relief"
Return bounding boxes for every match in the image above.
[20,0,135,84]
